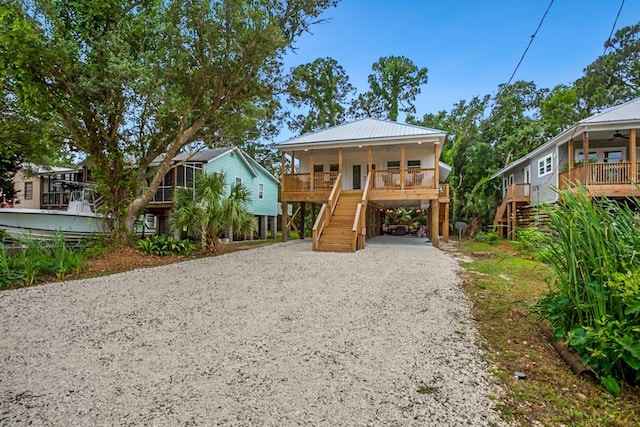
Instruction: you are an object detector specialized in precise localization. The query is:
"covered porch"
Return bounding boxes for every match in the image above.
[558,128,639,197]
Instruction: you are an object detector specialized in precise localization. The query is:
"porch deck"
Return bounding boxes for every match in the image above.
[282,168,446,202]
[558,162,640,197]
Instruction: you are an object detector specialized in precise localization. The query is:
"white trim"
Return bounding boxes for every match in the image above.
[258,182,264,200]
[538,154,553,178]
[523,165,531,184]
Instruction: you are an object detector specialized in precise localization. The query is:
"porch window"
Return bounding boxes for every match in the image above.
[313,164,324,172]
[258,183,264,199]
[576,150,597,163]
[538,154,553,177]
[407,160,421,168]
[329,164,339,172]
[604,151,623,163]
[24,182,33,200]
[387,161,400,169]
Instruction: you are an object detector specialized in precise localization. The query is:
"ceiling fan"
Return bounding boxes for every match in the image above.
[608,130,629,141]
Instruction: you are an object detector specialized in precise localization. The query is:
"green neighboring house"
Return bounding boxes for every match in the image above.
[148,147,279,240]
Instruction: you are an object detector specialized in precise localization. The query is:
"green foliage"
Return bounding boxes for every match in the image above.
[354,55,428,121]
[1,0,337,242]
[136,235,194,257]
[169,172,254,252]
[576,23,640,110]
[514,228,547,252]
[0,232,91,288]
[286,57,355,135]
[474,231,499,244]
[534,187,640,393]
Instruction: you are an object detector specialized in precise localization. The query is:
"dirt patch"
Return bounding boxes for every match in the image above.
[81,247,186,277]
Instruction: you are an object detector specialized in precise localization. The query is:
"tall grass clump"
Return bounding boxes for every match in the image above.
[534,186,640,395]
[0,232,94,289]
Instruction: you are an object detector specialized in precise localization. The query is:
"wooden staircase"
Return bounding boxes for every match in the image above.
[316,190,362,252]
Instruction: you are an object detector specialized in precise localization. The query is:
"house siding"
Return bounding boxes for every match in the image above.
[12,170,42,209]
[531,146,559,205]
[203,150,278,216]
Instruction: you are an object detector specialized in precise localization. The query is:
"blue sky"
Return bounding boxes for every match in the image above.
[276,0,639,141]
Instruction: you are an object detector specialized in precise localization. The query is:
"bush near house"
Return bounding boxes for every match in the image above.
[534,186,640,395]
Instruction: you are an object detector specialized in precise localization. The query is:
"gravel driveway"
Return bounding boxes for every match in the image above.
[0,239,502,426]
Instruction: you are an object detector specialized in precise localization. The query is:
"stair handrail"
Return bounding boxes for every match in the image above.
[312,173,342,251]
[328,173,342,216]
[350,173,373,251]
[351,203,362,252]
[312,204,327,251]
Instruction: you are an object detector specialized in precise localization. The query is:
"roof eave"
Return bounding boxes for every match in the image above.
[277,133,446,151]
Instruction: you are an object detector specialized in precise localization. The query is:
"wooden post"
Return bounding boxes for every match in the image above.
[568,139,574,183]
[430,199,439,248]
[311,202,316,228]
[583,132,589,185]
[291,151,296,173]
[368,146,373,178]
[506,202,511,239]
[400,144,405,190]
[434,142,440,187]
[299,202,306,239]
[443,201,449,243]
[281,202,288,242]
[309,150,315,192]
[338,147,343,174]
[281,151,286,193]
[630,129,637,184]
[511,199,517,239]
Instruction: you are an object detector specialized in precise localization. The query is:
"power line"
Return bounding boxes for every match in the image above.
[603,0,625,55]
[503,0,555,89]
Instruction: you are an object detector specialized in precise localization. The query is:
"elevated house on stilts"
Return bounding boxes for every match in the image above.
[276,119,451,252]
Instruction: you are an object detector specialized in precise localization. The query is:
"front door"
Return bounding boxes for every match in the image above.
[352,164,362,190]
[524,166,531,183]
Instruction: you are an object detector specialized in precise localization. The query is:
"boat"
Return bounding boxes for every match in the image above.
[0,182,156,243]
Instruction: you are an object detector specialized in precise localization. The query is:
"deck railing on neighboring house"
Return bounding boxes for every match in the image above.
[559,162,633,189]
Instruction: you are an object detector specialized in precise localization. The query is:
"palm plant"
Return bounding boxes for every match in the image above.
[169,172,254,253]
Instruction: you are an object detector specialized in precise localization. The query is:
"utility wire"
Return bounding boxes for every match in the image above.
[503,0,555,89]
[603,0,625,55]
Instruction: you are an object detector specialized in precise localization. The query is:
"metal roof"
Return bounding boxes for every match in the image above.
[171,147,233,162]
[277,118,446,148]
[580,98,640,124]
[491,97,640,179]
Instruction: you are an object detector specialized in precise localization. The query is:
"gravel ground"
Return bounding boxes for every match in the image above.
[0,239,503,426]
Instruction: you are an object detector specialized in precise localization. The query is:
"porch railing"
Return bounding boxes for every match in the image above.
[372,168,436,190]
[559,162,632,189]
[283,171,338,193]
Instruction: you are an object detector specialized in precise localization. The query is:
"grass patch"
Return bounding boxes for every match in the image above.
[454,239,640,426]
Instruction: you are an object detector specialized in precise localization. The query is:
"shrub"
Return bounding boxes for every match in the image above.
[534,186,640,394]
[514,228,546,252]
[474,231,499,244]
[137,235,194,256]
